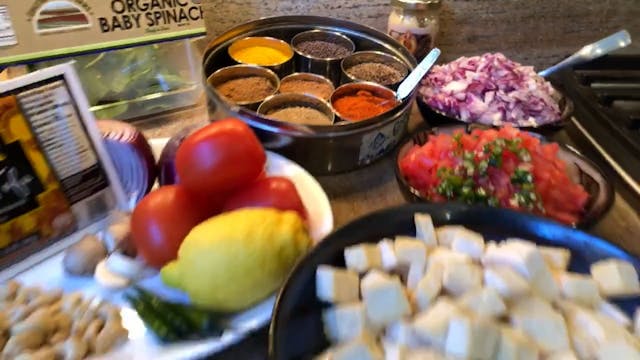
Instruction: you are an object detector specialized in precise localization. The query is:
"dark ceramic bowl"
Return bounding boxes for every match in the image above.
[394,125,613,228]
[269,203,640,360]
[416,91,574,137]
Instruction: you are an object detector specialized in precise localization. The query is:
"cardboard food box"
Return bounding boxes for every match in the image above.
[0,0,205,66]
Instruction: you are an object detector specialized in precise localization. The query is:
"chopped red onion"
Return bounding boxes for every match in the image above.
[419,53,562,127]
[98,120,157,205]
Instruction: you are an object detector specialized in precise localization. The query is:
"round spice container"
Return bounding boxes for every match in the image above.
[208,65,279,110]
[387,0,441,60]
[228,37,294,76]
[258,93,335,126]
[279,73,335,101]
[341,51,409,90]
[331,82,399,122]
[291,30,356,87]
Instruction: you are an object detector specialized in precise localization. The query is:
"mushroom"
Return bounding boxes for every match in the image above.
[63,234,108,276]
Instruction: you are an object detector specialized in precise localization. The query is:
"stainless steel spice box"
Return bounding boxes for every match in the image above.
[202,16,417,175]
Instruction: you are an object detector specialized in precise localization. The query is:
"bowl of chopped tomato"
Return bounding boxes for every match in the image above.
[395,125,613,227]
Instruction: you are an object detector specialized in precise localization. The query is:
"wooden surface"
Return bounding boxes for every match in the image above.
[202,0,640,70]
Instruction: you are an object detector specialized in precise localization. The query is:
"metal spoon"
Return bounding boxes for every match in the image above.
[396,47,441,101]
[538,30,632,77]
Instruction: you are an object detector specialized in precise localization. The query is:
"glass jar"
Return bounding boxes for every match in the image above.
[387,0,441,61]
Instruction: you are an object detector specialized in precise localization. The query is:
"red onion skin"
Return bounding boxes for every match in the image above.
[157,124,200,186]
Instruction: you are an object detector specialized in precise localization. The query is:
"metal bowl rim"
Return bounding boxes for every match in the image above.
[290,29,356,61]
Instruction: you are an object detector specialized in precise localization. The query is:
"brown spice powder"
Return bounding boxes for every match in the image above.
[215,76,275,103]
[346,62,405,85]
[279,80,333,100]
[268,106,332,126]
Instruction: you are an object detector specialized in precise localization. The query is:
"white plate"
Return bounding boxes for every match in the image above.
[14,138,334,360]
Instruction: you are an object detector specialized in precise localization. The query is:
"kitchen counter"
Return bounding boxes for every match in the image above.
[140,100,640,360]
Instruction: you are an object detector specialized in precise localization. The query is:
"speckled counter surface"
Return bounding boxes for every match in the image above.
[203,0,640,70]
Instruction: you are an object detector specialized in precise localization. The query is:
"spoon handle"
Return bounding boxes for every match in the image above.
[396,48,441,101]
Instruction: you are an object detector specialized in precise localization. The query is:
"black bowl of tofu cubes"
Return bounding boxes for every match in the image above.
[269,203,640,360]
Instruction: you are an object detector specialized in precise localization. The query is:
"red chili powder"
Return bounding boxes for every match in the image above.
[333,90,397,121]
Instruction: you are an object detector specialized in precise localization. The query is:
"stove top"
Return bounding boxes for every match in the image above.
[551,54,640,199]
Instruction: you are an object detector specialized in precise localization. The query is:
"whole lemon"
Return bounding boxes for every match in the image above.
[160,208,311,312]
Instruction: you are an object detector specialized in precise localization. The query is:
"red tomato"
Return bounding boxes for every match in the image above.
[175,118,266,196]
[222,177,307,219]
[131,185,215,268]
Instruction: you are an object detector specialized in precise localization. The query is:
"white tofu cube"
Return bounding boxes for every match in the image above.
[484,265,530,299]
[598,301,632,328]
[444,315,500,360]
[378,238,398,271]
[558,272,602,306]
[590,259,640,297]
[428,247,472,270]
[323,302,368,343]
[384,319,420,347]
[450,228,485,260]
[530,264,560,301]
[344,244,383,273]
[596,341,640,360]
[405,349,446,360]
[511,296,555,317]
[394,237,428,265]
[442,261,482,297]
[316,265,360,303]
[547,351,579,360]
[496,327,539,360]
[414,213,438,248]
[510,303,570,353]
[361,270,411,328]
[411,297,461,349]
[482,240,547,279]
[405,261,426,290]
[435,225,467,247]
[413,262,443,311]
[381,340,407,360]
[330,337,383,360]
[539,246,571,270]
[458,287,506,319]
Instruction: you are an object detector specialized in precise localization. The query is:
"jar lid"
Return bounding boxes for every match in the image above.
[391,0,441,10]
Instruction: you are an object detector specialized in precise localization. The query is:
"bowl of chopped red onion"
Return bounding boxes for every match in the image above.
[417,53,573,134]
[394,125,613,228]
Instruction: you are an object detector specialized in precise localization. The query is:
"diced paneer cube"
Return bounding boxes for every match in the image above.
[510,299,570,353]
[405,261,426,290]
[411,297,461,349]
[378,238,398,271]
[442,261,482,297]
[558,272,601,306]
[405,349,446,360]
[344,244,382,273]
[330,336,383,360]
[530,264,560,301]
[381,340,406,360]
[458,287,506,319]
[361,270,411,328]
[539,246,571,270]
[444,315,500,360]
[596,341,640,360]
[598,301,632,328]
[484,266,530,299]
[496,327,539,360]
[384,319,420,347]
[323,302,368,343]
[413,262,443,311]
[547,351,579,360]
[414,213,438,248]
[482,240,547,279]
[394,237,428,265]
[428,247,472,270]
[316,265,360,303]
[449,228,485,260]
[634,307,640,336]
[435,225,467,247]
[590,259,640,297]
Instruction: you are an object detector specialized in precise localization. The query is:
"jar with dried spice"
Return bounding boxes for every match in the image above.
[387,0,441,60]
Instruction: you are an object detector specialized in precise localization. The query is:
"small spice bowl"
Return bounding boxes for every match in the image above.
[207,65,280,111]
[291,30,356,87]
[330,81,400,123]
[341,51,409,90]
[258,93,335,127]
[279,73,335,101]
[228,37,294,77]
